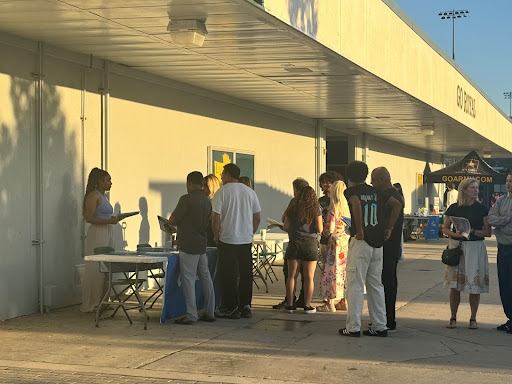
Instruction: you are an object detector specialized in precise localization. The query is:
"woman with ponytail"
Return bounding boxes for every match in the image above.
[80,167,119,312]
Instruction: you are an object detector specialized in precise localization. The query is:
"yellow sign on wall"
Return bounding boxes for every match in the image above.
[416,173,423,205]
[214,153,232,182]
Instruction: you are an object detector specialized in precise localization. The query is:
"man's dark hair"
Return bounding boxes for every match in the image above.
[223,163,240,179]
[446,181,455,189]
[187,171,204,186]
[319,171,344,184]
[292,178,309,191]
[346,161,368,183]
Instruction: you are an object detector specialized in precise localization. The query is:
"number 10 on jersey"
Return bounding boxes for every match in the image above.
[363,203,378,227]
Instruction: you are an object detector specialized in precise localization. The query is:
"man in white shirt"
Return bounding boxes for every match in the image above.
[212,163,261,319]
[446,182,458,208]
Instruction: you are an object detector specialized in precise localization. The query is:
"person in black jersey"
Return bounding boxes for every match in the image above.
[338,161,401,338]
[371,167,404,332]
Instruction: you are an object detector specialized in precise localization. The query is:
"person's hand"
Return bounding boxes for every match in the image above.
[452,230,464,239]
[355,232,364,240]
[384,228,392,240]
[214,235,219,244]
[110,216,120,224]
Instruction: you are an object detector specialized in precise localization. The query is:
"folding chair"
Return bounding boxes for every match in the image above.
[95,247,147,326]
[252,251,269,293]
[258,249,278,283]
[137,244,166,309]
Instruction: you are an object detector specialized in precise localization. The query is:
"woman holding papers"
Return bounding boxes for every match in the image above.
[442,178,491,329]
[80,167,119,312]
[283,186,323,314]
[317,181,350,312]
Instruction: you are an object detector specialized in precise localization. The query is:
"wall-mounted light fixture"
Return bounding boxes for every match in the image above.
[483,151,492,158]
[167,19,208,47]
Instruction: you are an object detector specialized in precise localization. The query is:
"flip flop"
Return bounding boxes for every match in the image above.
[446,318,457,329]
[316,303,336,312]
[174,317,194,325]
[335,301,347,311]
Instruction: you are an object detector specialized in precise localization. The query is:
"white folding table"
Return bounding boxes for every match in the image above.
[85,253,168,330]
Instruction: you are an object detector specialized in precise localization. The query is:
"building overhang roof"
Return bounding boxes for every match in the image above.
[0,0,510,158]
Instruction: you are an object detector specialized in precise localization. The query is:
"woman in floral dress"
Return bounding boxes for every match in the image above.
[317,181,351,312]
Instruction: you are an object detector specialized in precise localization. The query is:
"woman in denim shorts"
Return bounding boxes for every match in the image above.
[283,186,322,314]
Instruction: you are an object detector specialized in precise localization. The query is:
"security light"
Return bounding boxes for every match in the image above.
[167,19,208,47]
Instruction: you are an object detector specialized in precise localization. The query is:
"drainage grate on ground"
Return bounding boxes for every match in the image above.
[248,318,311,332]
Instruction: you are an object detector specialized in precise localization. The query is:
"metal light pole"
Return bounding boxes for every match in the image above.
[505,92,512,118]
[438,10,469,60]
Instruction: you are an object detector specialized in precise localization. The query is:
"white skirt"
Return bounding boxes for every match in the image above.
[444,238,489,294]
[80,224,114,312]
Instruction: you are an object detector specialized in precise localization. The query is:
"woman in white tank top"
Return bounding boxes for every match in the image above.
[80,167,119,312]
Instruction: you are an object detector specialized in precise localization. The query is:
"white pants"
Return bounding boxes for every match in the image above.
[179,251,215,321]
[345,239,387,332]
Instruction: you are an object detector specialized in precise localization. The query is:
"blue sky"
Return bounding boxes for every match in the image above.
[392,0,512,117]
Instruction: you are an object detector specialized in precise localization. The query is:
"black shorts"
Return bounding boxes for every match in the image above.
[285,235,319,262]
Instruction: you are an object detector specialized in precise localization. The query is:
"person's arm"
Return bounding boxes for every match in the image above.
[253,212,261,234]
[348,196,364,240]
[471,216,491,238]
[323,210,335,237]
[168,195,189,227]
[442,215,464,239]
[487,198,512,227]
[83,193,118,225]
[384,197,402,240]
[283,214,291,233]
[212,212,221,243]
[282,199,291,222]
[316,215,323,234]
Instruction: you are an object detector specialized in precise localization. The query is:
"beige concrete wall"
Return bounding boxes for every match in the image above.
[263,0,341,52]
[263,0,512,153]
[365,136,443,214]
[108,73,316,249]
[0,42,39,319]
[41,55,106,308]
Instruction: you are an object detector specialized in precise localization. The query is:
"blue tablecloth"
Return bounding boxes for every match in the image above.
[159,247,220,323]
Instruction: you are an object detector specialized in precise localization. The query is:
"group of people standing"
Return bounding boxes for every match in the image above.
[80,164,261,325]
[275,161,404,337]
[80,163,512,336]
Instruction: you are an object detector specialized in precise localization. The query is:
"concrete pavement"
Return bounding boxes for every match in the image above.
[1,237,511,383]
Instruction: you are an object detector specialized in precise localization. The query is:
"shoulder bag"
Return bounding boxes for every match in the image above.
[441,241,463,266]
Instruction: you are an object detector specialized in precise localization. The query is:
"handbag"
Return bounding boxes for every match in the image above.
[441,241,463,266]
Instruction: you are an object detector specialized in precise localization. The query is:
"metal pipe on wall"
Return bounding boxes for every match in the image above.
[80,54,95,257]
[102,60,110,172]
[315,119,326,195]
[34,41,45,314]
[80,67,86,257]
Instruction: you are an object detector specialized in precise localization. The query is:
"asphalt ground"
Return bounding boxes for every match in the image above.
[1,237,511,384]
